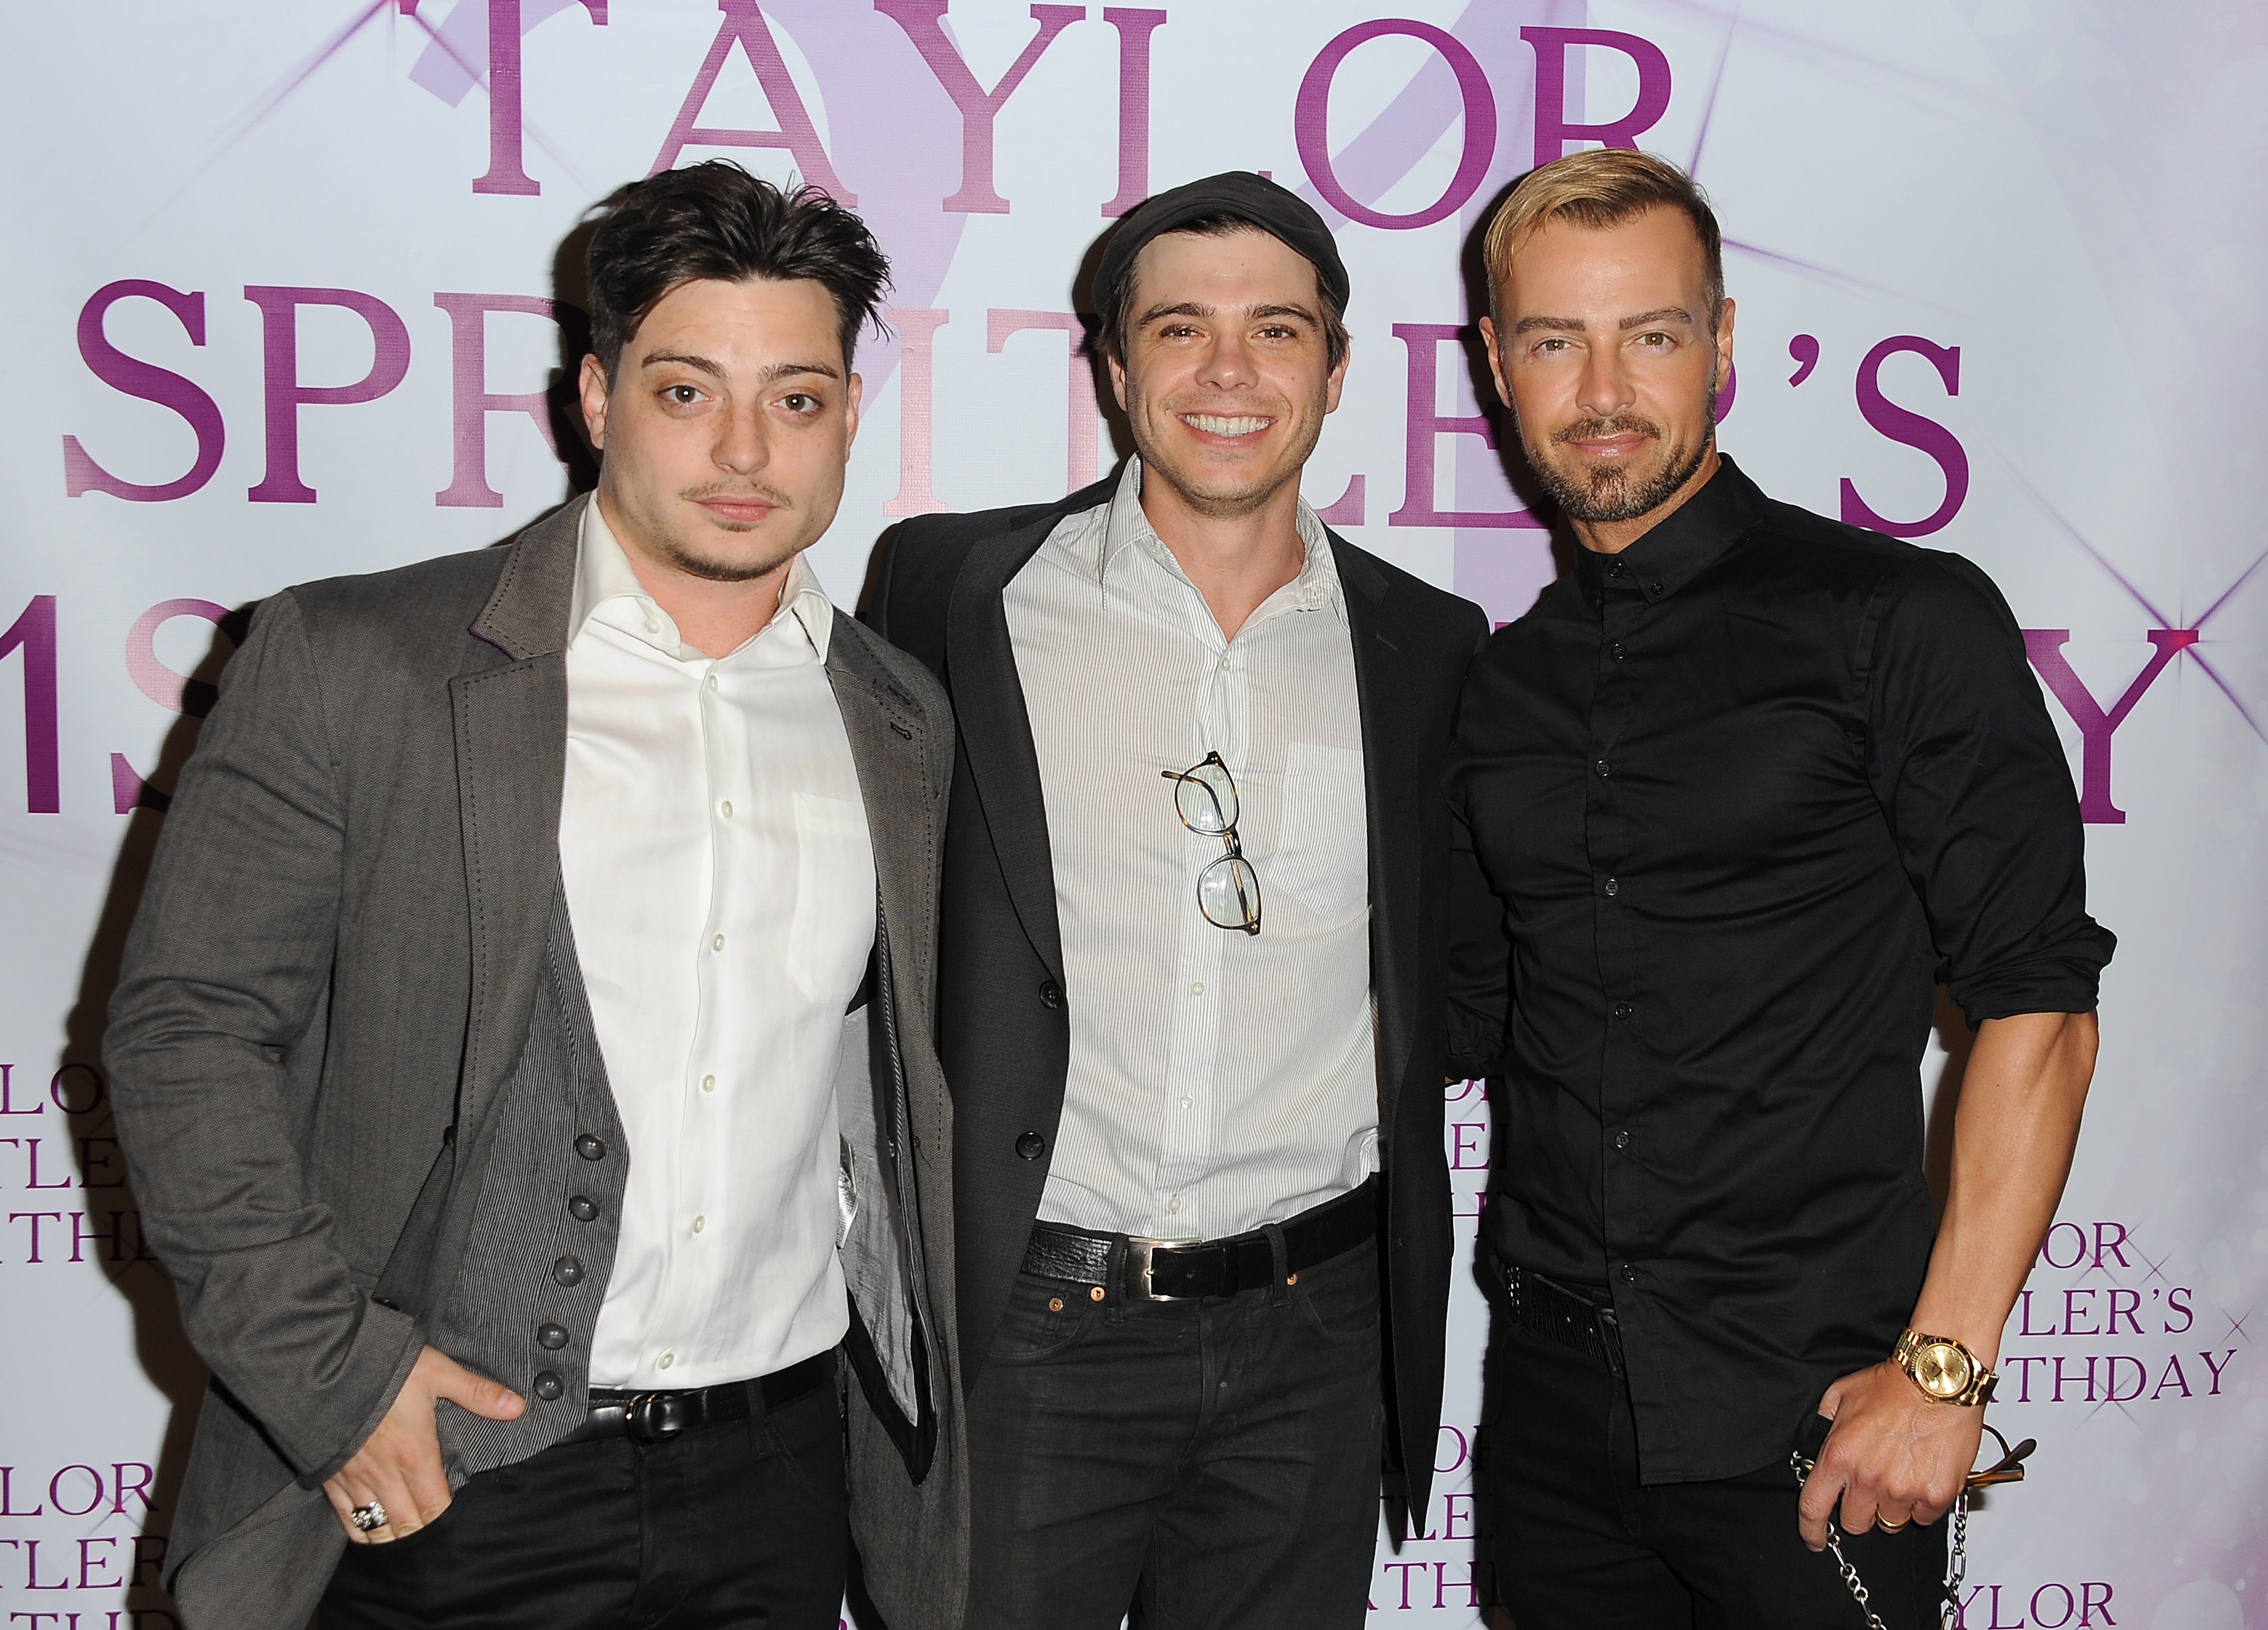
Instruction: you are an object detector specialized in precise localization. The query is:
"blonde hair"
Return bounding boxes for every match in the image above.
[1481,149,1724,327]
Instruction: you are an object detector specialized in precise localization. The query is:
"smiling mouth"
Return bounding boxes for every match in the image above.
[1179,413,1272,438]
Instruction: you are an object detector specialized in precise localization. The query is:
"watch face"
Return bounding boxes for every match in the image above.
[1913,1341,1974,1399]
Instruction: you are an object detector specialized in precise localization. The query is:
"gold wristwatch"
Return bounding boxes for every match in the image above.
[1892,1328,1997,1406]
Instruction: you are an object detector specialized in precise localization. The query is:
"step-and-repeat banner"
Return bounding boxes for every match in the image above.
[4,2,2263,1625]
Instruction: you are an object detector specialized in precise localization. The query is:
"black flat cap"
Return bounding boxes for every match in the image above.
[1096,171,1351,318]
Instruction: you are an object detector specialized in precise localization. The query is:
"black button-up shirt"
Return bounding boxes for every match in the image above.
[1445,458,2112,1483]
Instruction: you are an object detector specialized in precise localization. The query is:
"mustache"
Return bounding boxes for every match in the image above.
[680,480,795,509]
[1551,414,1662,446]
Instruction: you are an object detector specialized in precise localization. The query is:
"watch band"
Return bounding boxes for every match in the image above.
[1893,1327,1997,1406]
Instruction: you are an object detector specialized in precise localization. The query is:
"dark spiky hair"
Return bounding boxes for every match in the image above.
[586,161,891,378]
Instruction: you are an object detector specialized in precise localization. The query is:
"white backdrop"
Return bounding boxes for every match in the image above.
[4,2,2265,1625]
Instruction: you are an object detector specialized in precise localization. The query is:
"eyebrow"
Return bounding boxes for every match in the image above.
[1510,307,1697,337]
[1136,300,1320,328]
[639,352,841,383]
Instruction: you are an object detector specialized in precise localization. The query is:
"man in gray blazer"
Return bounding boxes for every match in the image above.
[104,163,965,1630]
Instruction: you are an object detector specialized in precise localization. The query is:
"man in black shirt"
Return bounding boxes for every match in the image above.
[1445,149,2112,1626]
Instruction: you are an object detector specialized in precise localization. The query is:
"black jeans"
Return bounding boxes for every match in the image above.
[319,1381,847,1630]
[965,1238,1385,1630]
[1483,1317,1950,1628]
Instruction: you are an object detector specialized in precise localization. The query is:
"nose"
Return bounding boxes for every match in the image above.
[1194,329,1256,392]
[1576,341,1636,421]
[713,398,769,476]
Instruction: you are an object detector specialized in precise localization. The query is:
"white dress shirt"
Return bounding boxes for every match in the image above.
[1003,458,1376,1242]
[560,500,875,1389]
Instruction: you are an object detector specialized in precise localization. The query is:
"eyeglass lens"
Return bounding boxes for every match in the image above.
[1173,758,1239,835]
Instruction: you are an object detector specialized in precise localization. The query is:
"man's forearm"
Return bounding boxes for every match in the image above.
[1906,1009,2099,1367]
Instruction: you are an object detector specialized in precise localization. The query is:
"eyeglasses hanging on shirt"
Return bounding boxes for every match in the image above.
[1161,751,1262,935]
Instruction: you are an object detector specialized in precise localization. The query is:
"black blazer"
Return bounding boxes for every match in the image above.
[863,471,1489,1526]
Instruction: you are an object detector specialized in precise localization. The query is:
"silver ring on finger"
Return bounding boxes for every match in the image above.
[349,1501,389,1533]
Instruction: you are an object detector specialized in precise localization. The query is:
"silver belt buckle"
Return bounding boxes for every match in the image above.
[1126,1235,1201,1300]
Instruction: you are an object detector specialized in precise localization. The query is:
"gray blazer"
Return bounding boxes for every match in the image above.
[104,496,968,1630]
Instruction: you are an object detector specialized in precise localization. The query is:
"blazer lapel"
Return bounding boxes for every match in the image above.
[824,615,937,993]
[945,513,1067,984]
[1336,535,1421,1140]
[451,496,581,1139]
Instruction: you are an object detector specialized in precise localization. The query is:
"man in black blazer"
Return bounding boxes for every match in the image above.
[864,172,1487,1629]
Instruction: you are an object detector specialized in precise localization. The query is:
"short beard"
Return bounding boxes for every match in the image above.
[655,482,801,582]
[1520,384,1718,524]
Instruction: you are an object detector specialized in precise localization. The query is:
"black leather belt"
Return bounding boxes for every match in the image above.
[1021,1177,1377,1303]
[560,1352,834,1446]
[1498,1260,1626,1377]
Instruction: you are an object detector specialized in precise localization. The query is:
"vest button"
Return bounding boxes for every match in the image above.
[1039,981,1063,1010]
[537,1322,569,1350]
[1015,1131,1046,1161]
[552,1256,585,1287]
[531,1371,564,1402]
[569,1195,599,1222]
[574,1134,606,1161]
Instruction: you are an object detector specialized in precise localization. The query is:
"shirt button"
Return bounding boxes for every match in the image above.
[532,1371,564,1401]
[537,1322,569,1350]
[658,1353,674,1371]
[719,800,733,819]
[1039,981,1064,1010]
[1016,1130,1046,1161]
[1612,1002,1634,1020]
[701,1074,717,1094]
[692,1215,706,1234]
[568,1195,599,1222]
[574,1134,606,1161]
[1604,878,1619,897]
[552,1256,584,1287]
[1649,581,1664,597]
[712,934,726,952]
[645,618,662,635]
[1613,1130,1632,1149]
[1595,759,1611,777]
[1611,642,1626,661]
[1190,982,1204,997]
[706,674,719,692]
[1168,1195,1183,1213]
[1607,559,1626,578]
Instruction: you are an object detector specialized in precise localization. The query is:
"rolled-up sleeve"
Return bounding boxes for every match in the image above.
[1864,552,2115,1027]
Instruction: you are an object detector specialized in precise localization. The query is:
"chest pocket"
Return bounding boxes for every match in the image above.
[1269,741,1369,925]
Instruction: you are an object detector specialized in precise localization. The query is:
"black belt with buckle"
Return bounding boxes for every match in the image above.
[1498,1260,1626,1377]
[560,1351,835,1446]
[1021,1176,1378,1303]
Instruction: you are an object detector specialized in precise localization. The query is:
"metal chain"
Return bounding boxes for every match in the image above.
[1790,1451,1970,1630]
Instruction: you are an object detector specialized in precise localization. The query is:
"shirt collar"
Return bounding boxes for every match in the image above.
[1092,456,1344,618]
[570,495,835,662]
[1576,454,1768,612]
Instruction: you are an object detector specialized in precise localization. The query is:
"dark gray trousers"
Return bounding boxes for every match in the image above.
[965,1238,1385,1630]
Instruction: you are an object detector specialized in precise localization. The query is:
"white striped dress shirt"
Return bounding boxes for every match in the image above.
[560,499,875,1389]
[1003,458,1376,1243]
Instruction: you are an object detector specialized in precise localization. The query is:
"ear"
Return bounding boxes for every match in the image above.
[1107,349,1130,417]
[578,352,612,452]
[1322,333,1351,416]
[1478,316,1512,411]
[1712,297,1737,394]
[842,372,864,453]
